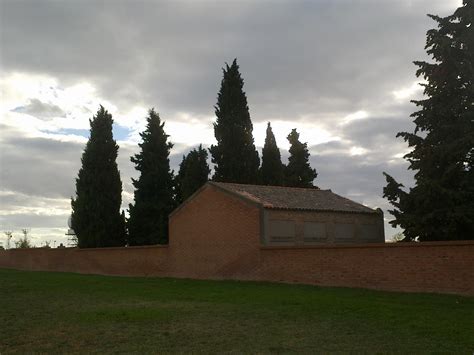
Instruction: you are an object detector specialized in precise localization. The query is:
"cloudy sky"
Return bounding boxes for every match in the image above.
[0,0,461,247]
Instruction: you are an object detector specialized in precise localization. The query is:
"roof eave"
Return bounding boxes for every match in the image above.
[208,181,264,209]
[263,206,378,215]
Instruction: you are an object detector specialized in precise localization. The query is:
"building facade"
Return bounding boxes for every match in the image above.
[170,182,384,250]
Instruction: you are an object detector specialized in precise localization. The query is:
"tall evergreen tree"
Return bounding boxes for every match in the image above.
[209,59,260,183]
[383,1,474,241]
[175,145,210,204]
[260,122,285,186]
[285,129,317,188]
[128,109,175,245]
[71,106,126,248]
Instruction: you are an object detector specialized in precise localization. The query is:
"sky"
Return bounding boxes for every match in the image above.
[0,0,462,247]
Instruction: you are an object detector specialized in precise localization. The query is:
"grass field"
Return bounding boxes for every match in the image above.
[0,269,473,354]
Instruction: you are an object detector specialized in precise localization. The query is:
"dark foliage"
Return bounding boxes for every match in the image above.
[285,129,317,187]
[128,109,175,245]
[383,1,474,241]
[209,59,260,183]
[175,145,210,204]
[260,122,285,186]
[71,106,126,248]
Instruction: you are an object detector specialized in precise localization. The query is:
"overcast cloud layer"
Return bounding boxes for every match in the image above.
[0,0,461,246]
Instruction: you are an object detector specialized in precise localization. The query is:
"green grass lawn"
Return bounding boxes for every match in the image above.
[1,269,473,354]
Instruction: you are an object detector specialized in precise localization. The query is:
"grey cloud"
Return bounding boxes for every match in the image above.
[0,191,69,212]
[309,115,416,195]
[302,107,418,167]
[0,125,131,209]
[309,140,347,156]
[1,0,454,121]
[0,124,206,232]
[0,125,83,199]
[12,99,66,119]
[338,116,415,160]
[0,213,68,230]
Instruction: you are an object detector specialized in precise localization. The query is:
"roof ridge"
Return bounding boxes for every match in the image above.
[212,181,324,191]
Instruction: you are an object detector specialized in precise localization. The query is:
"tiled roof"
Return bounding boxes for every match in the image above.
[211,182,378,214]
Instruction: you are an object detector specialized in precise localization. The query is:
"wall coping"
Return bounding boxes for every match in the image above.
[2,241,473,253]
[1,244,169,252]
[260,240,474,250]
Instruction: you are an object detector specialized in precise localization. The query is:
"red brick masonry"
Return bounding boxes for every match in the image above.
[1,185,472,295]
[1,241,472,296]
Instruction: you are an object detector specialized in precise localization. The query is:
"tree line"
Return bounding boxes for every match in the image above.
[71,59,317,248]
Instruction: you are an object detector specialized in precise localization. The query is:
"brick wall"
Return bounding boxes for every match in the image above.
[256,242,474,295]
[1,184,473,295]
[1,240,472,295]
[0,245,170,277]
[167,184,262,280]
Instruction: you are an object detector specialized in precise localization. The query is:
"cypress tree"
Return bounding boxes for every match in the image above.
[285,129,317,187]
[209,59,260,183]
[71,106,126,248]
[383,1,474,241]
[175,144,210,204]
[128,109,175,245]
[260,122,285,186]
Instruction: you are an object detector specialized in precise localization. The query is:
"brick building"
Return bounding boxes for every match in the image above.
[170,182,384,248]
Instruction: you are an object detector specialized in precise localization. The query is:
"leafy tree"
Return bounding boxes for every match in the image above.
[383,1,474,241]
[41,240,52,249]
[260,122,285,185]
[128,109,175,245]
[14,229,33,249]
[175,145,210,204]
[71,106,126,248]
[15,237,32,249]
[209,59,260,183]
[285,129,317,187]
[390,232,406,243]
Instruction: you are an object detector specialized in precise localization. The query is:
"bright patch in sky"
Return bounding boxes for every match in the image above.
[44,128,90,138]
[392,81,424,101]
[342,110,369,125]
[165,120,215,146]
[350,146,369,156]
[2,74,108,135]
